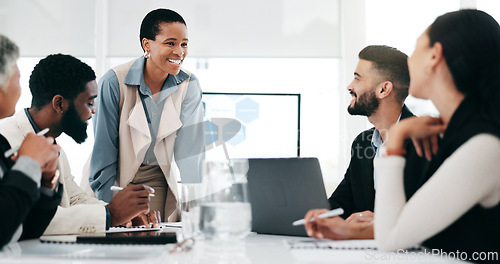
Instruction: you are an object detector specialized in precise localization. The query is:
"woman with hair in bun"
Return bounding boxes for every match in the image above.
[90,9,204,222]
[302,9,500,257]
[374,9,500,254]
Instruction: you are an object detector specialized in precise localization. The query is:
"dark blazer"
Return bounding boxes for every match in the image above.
[328,105,429,218]
[0,134,61,249]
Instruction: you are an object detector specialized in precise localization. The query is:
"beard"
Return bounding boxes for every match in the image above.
[347,90,380,116]
[60,103,88,144]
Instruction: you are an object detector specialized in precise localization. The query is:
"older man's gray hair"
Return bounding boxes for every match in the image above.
[0,35,19,90]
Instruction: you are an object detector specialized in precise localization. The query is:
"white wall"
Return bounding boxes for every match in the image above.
[0,0,96,57]
[106,0,341,58]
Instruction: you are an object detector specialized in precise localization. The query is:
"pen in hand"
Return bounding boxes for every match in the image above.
[4,128,50,158]
[292,208,344,226]
[110,186,156,197]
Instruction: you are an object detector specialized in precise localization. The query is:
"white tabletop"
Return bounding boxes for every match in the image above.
[0,233,467,264]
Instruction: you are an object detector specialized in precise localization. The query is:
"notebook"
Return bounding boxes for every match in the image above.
[285,239,377,250]
[20,239,165,260]
[105,222,181,233]
[247,158,330,237]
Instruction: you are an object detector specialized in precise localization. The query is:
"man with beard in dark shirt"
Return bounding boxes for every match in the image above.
[303,45,428,240]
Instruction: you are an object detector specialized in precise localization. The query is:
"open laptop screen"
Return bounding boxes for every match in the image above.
[247,158,329,237]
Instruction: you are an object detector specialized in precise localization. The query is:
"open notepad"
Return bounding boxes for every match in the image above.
[285,239,378,250]
[285,239,423,251]
[107,222,182,233]
[40,222,182,244]
[7,241,166,260]
[285,239,429,263]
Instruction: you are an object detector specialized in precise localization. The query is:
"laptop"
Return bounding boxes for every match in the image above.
[246,158,330,237]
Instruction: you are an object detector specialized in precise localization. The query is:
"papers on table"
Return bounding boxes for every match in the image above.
[107,226,161,233]
[40,235,77,243]
[107,222,182,233]
[285,238,378,250]
[11,239,165,260]
[161,222,182,228]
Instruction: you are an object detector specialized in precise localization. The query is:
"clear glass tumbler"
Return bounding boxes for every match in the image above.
[199,159,252,242]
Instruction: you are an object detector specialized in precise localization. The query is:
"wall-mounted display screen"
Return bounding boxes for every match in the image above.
[203,93,300,159]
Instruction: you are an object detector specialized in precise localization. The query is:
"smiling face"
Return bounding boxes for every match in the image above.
[60,80,97,143]
[408,30,433,99]
[346,59,381,116]
[143,22,188,76]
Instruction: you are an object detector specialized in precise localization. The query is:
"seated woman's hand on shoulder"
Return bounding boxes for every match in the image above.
[388,116,447,161]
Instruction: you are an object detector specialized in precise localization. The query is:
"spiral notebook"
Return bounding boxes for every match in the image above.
[285,239,377,250]
[105,222,182,233]
[5,241,165,260]
[285,239,423,251]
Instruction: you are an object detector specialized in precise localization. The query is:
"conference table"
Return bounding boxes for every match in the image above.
[0,231,468,264]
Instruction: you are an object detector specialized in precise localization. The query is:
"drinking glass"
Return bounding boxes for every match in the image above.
[199,159,252,242]
[179,183,203,242]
